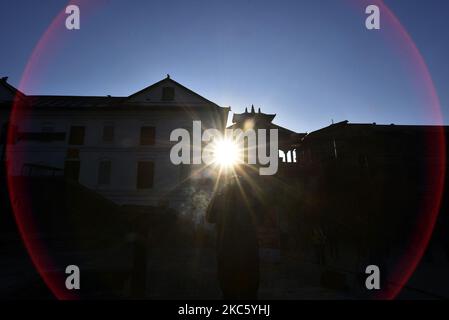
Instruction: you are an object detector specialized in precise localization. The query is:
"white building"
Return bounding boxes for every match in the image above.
[0,75,229,210]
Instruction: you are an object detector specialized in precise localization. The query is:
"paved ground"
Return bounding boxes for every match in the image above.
[0,233,352,299]
[145,247,354,299]
[1,232,447,299]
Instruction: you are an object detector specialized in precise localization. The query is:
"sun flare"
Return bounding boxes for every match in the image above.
[212,138,240,168]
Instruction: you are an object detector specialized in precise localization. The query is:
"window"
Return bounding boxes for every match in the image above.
[137,161,154,189]
[162,86,175,100]
[279,150,286,163]
[98,160,111,185]
[102,125,114,142]
[66,148,80,159]
[64,160,80,181]
[68,126,85,145]
[140,126,155,145]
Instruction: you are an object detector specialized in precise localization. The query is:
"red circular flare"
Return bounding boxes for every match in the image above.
[6,0,446,300]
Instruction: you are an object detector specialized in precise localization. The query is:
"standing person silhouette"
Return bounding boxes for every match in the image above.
[206,176,260,300]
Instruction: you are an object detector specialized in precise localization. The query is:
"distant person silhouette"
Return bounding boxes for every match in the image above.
[129,223,148,298]
[312,226,327,265]
[206,176,260,300]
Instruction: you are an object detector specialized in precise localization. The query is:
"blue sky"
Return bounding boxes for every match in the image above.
[0,0,448,132]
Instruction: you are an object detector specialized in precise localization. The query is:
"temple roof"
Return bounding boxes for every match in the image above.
[229,105,305,148]
[232,105,276,124]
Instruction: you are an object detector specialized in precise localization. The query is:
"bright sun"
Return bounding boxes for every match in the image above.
[213,138,240,168]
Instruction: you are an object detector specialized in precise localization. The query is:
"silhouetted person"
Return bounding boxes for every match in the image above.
[312,226,327,265]
[129,224,148,298]
[327,225,340,260]
[206,177,260,300]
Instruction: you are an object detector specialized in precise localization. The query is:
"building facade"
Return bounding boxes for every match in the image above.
[1,75,229,209]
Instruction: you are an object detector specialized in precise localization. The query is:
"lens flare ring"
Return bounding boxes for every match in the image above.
[6,0,446,300]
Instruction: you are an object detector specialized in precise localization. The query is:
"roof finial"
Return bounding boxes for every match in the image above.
[166,74,170,79]
[245,107,248,113]
[251,104,255,113]
[258,107,261,113]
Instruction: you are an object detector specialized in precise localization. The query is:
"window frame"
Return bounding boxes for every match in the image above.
[97,159,112,186]
[140,126,156,146]
[102,124,115,143]
[136,160,154,189]
[68,125,85,145]
[162,86,175,101]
